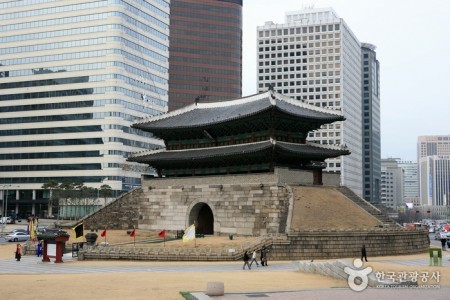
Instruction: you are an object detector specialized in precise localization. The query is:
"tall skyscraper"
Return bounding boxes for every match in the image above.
[257,7,363,196]
[380,158,404,209]
[168,0,242,111]
[361,43,381,203]
[0,0,169,217]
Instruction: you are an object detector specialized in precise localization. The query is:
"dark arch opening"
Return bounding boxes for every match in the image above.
[189,202,214,235]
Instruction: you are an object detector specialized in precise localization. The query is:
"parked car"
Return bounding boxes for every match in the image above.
[8,228,27,234]
[434,230,450,240]
[5,232,30,242]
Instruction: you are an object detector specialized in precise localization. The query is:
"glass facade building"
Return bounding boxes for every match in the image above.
[256,8,363,197]
[168,0,242,111]
[0,0,169,217]
[361,43,381,203]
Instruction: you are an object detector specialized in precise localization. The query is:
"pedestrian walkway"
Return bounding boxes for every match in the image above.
[0,254,299,274]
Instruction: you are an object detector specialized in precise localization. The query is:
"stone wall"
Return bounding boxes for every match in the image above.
[269,229,430,260]
[139,182,291,235]
[78,229,429,261]
[84,189,142,230]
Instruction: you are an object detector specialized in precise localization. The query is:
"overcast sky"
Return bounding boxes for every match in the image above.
[241,0,450,161]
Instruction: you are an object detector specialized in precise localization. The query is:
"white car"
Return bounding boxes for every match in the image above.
[5,232,30,242]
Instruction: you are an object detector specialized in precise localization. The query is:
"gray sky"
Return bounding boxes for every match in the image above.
[242,0,450,161]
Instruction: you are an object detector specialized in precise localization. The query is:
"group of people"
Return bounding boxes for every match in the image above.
[242,247,269,270]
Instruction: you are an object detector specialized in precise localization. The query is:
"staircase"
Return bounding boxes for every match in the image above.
[336,187,399,227]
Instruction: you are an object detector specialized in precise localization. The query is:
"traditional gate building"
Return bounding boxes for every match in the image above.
[127,90,349,234]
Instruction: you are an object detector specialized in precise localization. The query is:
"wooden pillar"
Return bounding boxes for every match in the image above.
[42,240,50,262]
[313,169,323,185]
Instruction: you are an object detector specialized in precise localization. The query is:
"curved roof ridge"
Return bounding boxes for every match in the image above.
[132,140,273,157]
[274,91,343,117]
[133,91,272,125]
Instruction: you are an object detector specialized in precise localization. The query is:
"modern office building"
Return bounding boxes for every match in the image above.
[420,155,450,206]
[418,135,450,159]
[361,43,381,203]
[417,135,450,205]
[398,161,420,205]
[256,7,363,196]
[168,0,242,111]
[0,0,169,217]
[380,158,404,209]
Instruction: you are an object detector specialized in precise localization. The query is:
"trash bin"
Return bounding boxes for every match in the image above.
[429,247,442,266]
[228,234,233,240]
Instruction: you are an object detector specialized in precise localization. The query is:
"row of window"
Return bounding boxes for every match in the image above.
[171,29,241,42]
[170,10,240,25]
[1,60,166,81]
[0,176,124,185]
[0,124,154,140]
[170,74,240,85]
[169,46,240,60]
[258,24,340,38]
[0,74,166,95]
[0,164,102,172]
[170,65,240,76]
[258,63,341,74]
[171,20,240,34]
[0,0,56,9]
[1,111,143,125]
[170,56,241,68]
[0,137,159,150]
[173,38,240,51]
[0,151,100,161]
[0,0,168,21]
[0,11,167,40]
[1,24,168,53]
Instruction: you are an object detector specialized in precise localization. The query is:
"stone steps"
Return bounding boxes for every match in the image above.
[336,187,398,227]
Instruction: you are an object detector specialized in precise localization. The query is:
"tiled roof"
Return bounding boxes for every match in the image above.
[133,91,344,131]
[128,140,349,165]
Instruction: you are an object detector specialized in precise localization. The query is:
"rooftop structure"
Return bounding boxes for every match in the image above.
[129,90,349,180]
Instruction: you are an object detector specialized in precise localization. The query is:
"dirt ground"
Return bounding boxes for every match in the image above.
[1,228,449,299]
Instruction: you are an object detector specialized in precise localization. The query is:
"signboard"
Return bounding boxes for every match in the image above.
[47,243,56,257]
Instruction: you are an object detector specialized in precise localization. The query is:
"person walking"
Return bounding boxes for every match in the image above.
[260,247,267,266]
[361,244,368,262]
[242,251,251,270]
[36,240,42,257]
[15,244,22,261]
[441,237,447,251]
[249,249,259,268]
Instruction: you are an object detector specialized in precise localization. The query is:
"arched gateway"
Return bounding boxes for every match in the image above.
[188,202,214,235]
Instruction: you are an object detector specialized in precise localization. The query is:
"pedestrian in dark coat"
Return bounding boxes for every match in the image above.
[361,244,368,262]
[242,251,251,270]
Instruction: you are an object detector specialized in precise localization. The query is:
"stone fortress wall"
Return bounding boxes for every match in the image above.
[82,169,429,261]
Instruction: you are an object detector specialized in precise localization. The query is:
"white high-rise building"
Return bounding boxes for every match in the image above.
[420,156,450,206]
[257,7,363,196]
[0,0,169,217]
[381,158,404,209]
[417,135,450,205]
[398,161,420,205]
